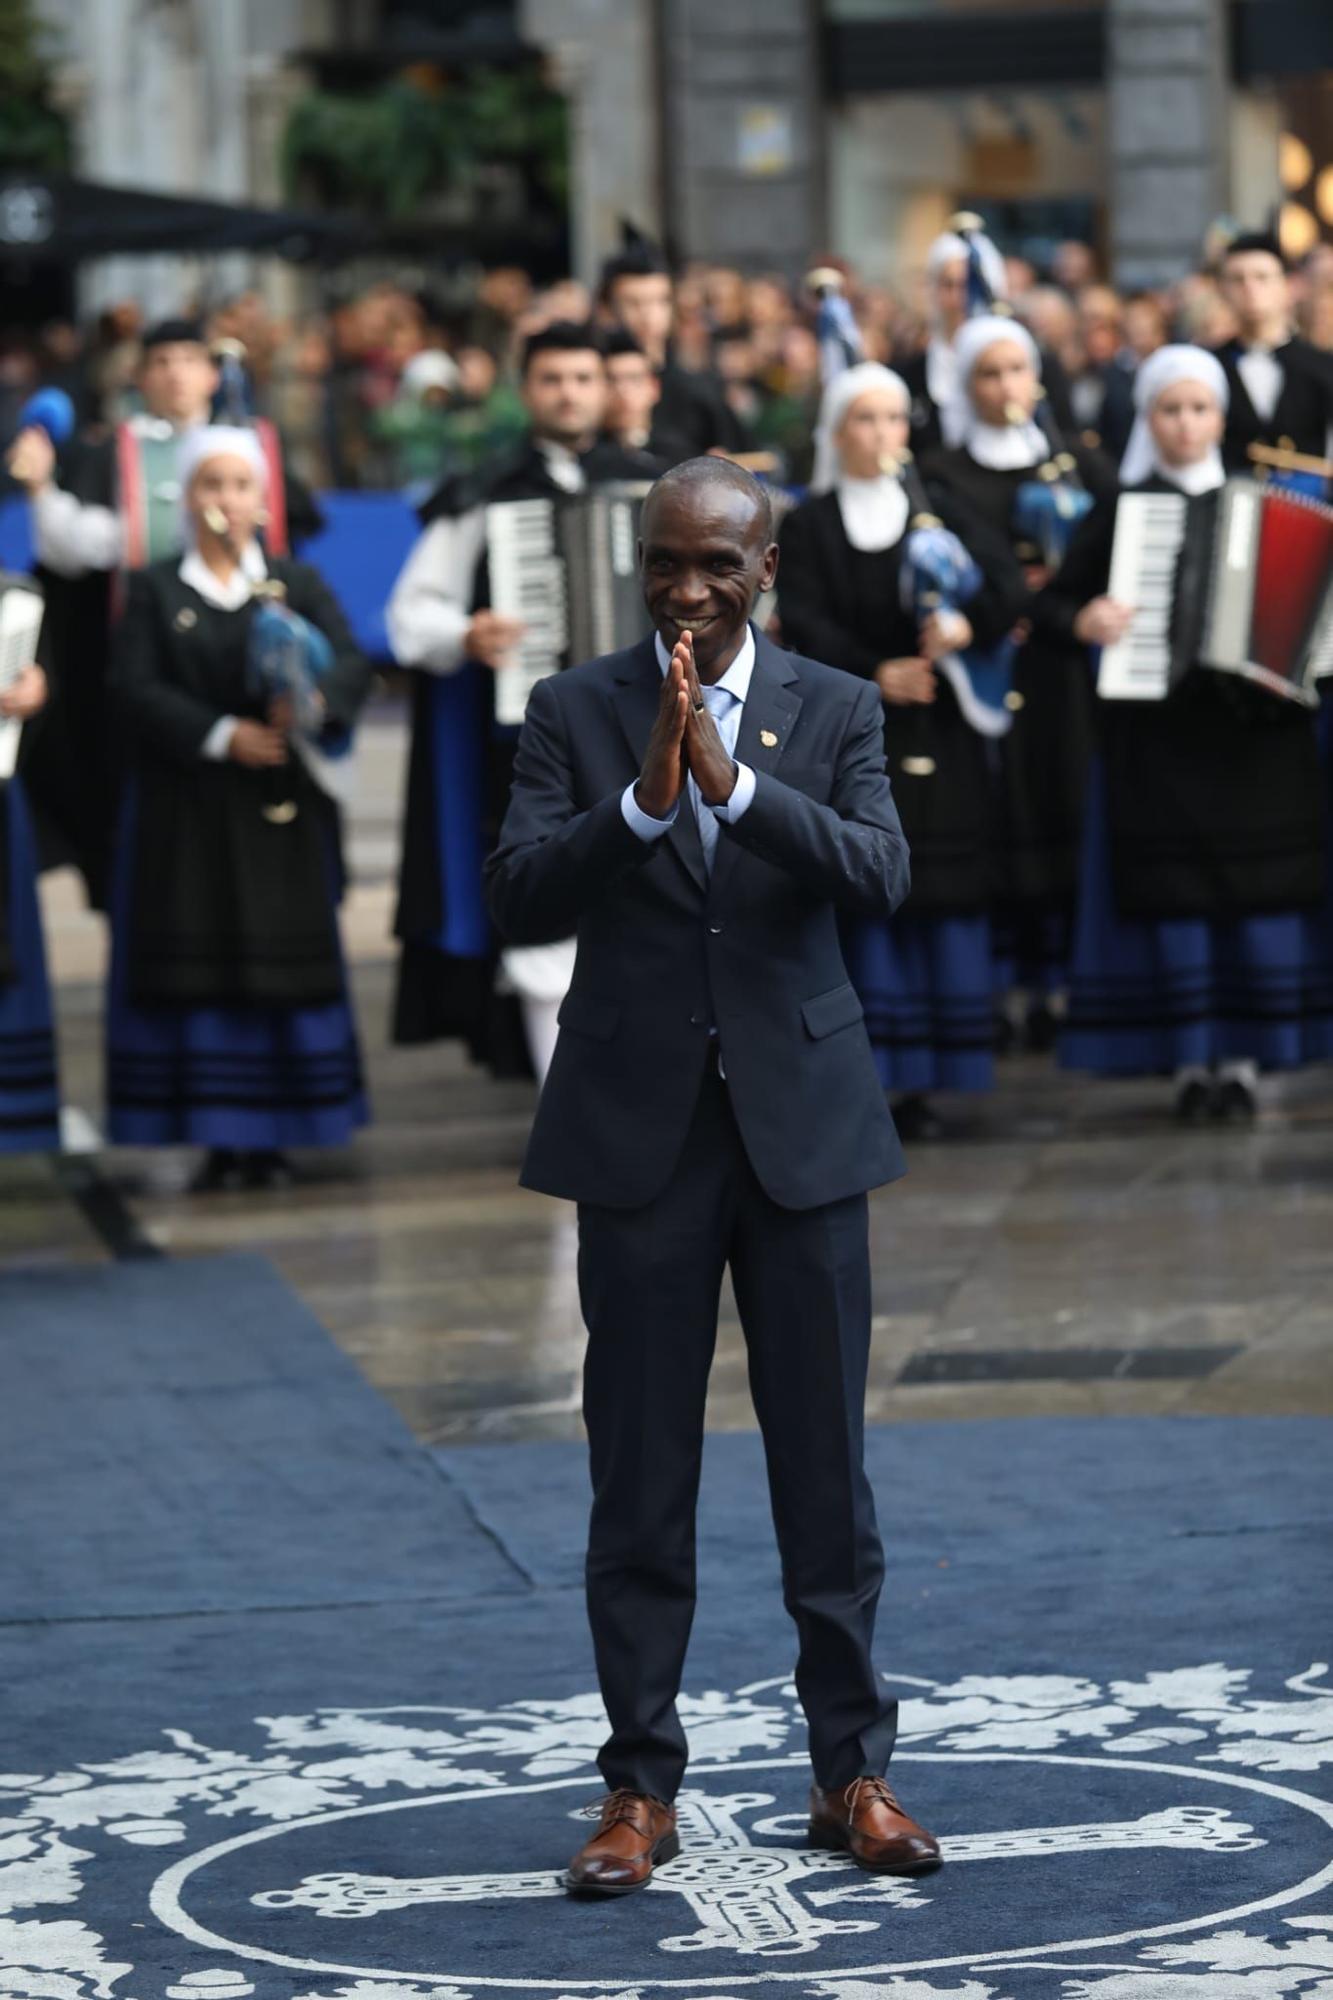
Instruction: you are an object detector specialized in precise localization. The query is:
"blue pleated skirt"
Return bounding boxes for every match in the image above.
[0,779,60,1154]
[426,665,493,960]
[106,794,369,1150]
[843,911,996,1094]
[1061,757,1333,1076]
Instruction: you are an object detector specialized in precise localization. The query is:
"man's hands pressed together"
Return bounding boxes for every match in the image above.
[681,631,738,807]
[633,630,737,821]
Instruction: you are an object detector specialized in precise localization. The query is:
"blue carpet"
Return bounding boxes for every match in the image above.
[0,1252,523,1618]
[1,1254,1330,2000]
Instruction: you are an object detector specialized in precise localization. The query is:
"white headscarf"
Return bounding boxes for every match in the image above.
[927,229,1008,309]
[944,315,1045,465]
[1119,343,1229,492]
[811,363,910,492]
[177,423,269,497]
[926,233,1008,426]
[176,424,270,551]
[810,363,913,552]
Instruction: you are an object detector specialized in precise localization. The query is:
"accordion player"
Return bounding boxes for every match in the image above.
[1096,476,1333,708]
[486,483,655,726]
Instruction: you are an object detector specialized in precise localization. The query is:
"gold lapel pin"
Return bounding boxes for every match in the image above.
[760,729,779,748]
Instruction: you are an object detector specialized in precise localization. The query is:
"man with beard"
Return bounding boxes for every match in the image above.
[386,321,661,1076]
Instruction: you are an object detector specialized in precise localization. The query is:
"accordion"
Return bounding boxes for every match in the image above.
[1097,479,1333,707]
[486,484,654,726]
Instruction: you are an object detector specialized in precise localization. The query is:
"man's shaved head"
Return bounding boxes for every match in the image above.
[638,456,779,681]
[643,456,773,545]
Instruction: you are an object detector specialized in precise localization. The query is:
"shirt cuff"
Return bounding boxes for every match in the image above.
[202,716,238,761]
[621,780,678,841]
[709,760,755,823]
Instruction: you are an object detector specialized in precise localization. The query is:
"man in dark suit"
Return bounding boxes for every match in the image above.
[1214,232,1333,482]
[485,458,941,1898]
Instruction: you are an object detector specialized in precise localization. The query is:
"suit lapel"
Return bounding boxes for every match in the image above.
[709,633,802,904]
[612,636,709,897]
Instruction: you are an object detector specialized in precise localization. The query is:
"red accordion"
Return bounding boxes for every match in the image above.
[1195,480,1333,705]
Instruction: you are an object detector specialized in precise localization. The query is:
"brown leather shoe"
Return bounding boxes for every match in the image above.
[808,1775,942,1875]
[563,1789,680,1895]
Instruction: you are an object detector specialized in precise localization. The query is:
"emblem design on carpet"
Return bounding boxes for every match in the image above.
[3,1663,1331,1999]
[253,1794,1262,1957]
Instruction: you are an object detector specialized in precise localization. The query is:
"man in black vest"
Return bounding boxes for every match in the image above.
[486,457,941,1897]
[1214,232,1333,482]
[386,321,661,1072]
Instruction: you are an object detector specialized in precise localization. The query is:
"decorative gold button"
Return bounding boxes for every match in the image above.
[902,755,937,777]
[174,607,197,631]
[759,728,778,748]
[262,801,298,825]
[1004,690,1026,712]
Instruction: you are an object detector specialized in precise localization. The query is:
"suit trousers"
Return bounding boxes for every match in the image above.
[576,1058,898,1802]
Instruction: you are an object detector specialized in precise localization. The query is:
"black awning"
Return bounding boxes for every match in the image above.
[0,176,356,265]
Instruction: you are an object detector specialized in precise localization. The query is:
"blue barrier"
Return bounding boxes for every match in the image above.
[0,490,420,663]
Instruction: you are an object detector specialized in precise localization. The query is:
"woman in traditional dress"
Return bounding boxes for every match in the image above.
[1039,344,1333,1119]
[0,658,60,1155]
[108,426,373,1188]
[922,315,1116,1048]
[777,362,1027,1137]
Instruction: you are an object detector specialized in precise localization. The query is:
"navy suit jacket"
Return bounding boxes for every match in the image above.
[484,626,910,1211]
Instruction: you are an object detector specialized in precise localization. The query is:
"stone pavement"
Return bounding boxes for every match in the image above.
[3,691,1331,1439]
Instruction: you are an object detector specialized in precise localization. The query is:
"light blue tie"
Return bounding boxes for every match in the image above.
[689,683,738,878]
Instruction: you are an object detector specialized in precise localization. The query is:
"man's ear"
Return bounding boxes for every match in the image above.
[758,541,779,592]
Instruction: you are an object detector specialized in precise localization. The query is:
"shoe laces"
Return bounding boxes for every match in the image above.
[584,1788,651,1829]
[844,1775,900,1816]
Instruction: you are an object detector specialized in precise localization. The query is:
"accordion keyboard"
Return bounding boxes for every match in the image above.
[1097,490,1189,701]
[487,500,569,726]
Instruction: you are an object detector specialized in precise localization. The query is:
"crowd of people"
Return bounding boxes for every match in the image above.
[6,228,1333,496]
[2,220,1333,1186]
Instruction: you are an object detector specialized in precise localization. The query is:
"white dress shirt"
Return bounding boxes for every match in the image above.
[1236,345,1284,426]
[621,626,759,852]
[385,438,587,676]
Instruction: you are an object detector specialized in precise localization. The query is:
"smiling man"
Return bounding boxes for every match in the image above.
[485,457,938,1899]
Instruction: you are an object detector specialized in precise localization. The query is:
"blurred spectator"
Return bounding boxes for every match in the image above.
[601,329,665,457]
[1123,291,1170,365]
[0,339,38,459]
[714,332,764,433]
[1068,285,1134,457]
[599,240,751,458]
[703,263,748,334]
[752,323,822,483]
[1302,285,1333,354]
[36,321,88,419]
[370,348,464,492]
[1021,287,1081,376]
[1052,240,1098,293]
[1174,272,1236,349]
[87,302,145,424]
[268,319,336,492]
[427,344,528,475]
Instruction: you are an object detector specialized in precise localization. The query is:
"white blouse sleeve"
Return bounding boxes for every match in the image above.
[31,485,124,578]
[385,508,487,675]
